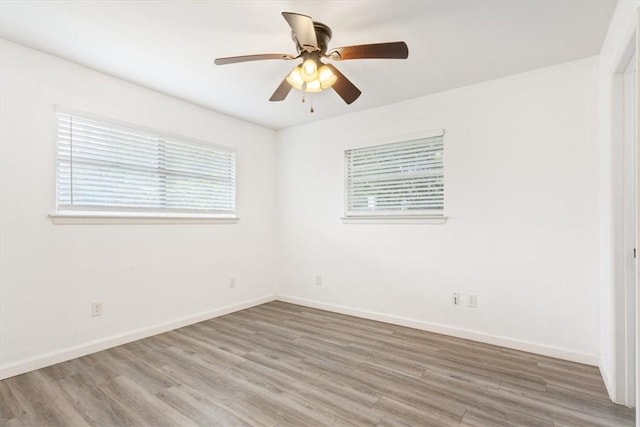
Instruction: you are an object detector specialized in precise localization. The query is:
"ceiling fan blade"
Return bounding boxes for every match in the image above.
[269,78,292,102]
[326,64,361,105]
[282,12,318,50]
[214,53,294,65]
[328,42,409,60]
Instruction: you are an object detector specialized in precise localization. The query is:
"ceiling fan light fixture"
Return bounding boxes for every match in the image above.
[318,65,337,89]
[300,58,318,82]
[305,79,322,93]
[214,12,408,106]
[286,66,304,90]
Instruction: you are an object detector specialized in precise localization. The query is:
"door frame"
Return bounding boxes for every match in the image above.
[611,30,637,408]
[635,12,640,419]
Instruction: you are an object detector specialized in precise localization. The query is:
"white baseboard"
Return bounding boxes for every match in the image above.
[2,293,600,380]
[599,359,635,407]
[276,294,599,366]
[0,294,275,380]
[599,362,617,403]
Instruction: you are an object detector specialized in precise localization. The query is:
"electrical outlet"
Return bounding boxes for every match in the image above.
[452,292,460,306]
[91,301,103,317]
[467,294,477,308]
[315,275,322,286]
[229,277,236,288]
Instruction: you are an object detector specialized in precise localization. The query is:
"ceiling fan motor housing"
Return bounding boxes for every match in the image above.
[293,21,332,54]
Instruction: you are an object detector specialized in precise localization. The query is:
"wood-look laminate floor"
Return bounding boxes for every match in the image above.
[0,301,635,426]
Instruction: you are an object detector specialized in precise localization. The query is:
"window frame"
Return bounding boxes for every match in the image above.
[51,106,239,224]
[342,129,446,224]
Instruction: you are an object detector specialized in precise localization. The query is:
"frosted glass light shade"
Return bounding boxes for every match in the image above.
[305,79,322,93]
[286,67,304,90]
[318,65,337,89]
[300,59,318,83]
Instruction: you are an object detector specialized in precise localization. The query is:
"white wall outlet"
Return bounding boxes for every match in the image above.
[91,301,103,317]
[452,292,460,306]
[315,275,322,286]
[229,277,236,288]
[468,294,478,308]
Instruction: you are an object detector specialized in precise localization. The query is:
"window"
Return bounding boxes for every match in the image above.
[56,111,236,216]
[345,133,444,217]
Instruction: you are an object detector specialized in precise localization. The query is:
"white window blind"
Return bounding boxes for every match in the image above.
[345,135,444,216]
[56,112,236,214]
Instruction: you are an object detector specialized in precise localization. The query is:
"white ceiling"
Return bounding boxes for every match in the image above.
[0,0,615,130]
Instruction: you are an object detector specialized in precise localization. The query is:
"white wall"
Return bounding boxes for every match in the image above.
[276,57,600,364]
[596,0,639,404]
[0,39,277,378]
[0,34,613,380]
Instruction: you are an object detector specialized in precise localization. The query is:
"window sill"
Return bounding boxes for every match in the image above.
[340,215,447,224]
[49,212,240,225]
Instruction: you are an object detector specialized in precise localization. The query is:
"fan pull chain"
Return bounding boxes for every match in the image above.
[298,85,314,112]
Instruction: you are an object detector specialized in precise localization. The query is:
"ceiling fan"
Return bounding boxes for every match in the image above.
[214,12,409,106]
